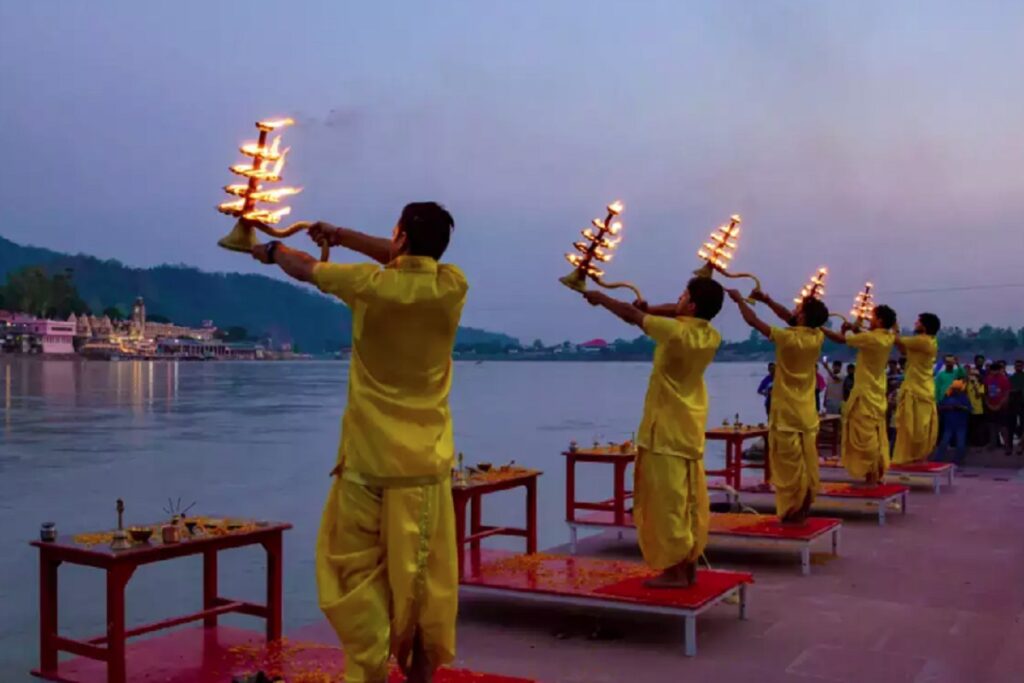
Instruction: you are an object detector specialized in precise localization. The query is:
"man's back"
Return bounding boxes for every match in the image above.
[315,256,468,481]
[768,326,824,432]
[637,315,721,458]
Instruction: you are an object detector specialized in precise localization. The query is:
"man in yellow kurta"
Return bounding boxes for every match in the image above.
[892,313,941,464]
[582,277,723,587]
[249,202,465,683]
[824,305,897,484]
[728,288,829,523]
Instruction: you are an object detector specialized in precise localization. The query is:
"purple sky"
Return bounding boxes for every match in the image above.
[1,1,1022,343]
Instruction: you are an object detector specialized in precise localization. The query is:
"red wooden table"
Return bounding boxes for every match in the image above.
[562,446,635,527]
[453,468,540,580]
[705,425,770,489]
[30,519,290,683]
[816,414,841,458]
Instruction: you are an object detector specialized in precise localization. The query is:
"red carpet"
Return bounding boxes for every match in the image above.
[33,625,535,683]
[462,550,751,610]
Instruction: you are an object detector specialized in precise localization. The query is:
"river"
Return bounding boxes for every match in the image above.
[0,357,770,677]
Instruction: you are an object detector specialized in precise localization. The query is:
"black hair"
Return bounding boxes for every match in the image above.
[398,202,454,260]
[874,304,897,329]
[686,277,724,321]
[919,312,940,336]
[801,297,829,328]
[974,354,985,363]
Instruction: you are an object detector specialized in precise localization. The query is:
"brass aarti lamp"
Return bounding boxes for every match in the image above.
[216,117,330,261]
[830,281,874,327]
[693,215,763,300]
[559,200,643,301]
[794,266,829,304]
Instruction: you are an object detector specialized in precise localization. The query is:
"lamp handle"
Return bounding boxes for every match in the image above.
[593,276,644,303]
[252,220,330,262]
[717,267,762,304]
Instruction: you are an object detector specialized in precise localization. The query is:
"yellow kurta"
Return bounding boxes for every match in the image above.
[767,326,824,518]
[892,334,939,464]
[313,256,467,682]
[842,329,895,480]
[633,315,720,569]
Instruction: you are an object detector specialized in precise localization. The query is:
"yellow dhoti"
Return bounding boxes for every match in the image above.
[841,398,890,480]
[768,428,820,518]
[891,394,938,465]
[316,474,457,683]
[633,449,710,571]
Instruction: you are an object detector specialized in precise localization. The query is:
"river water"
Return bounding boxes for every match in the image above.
[0,358,768,676]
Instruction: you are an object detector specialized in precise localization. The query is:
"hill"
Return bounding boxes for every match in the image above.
[0,235,517,353]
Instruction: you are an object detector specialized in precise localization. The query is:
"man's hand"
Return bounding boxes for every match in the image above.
[308,221,343,248]
[582,290,607,306]
[251,243,274,264]
[726,288,745,303]
[841,321,854,333]
[750,288,768,303]
[633,298,649,312]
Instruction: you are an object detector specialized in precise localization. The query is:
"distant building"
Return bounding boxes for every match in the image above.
[577,338,608,353]
[0,312,76,354]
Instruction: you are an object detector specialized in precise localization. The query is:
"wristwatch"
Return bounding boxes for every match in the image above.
[265,240,283,264]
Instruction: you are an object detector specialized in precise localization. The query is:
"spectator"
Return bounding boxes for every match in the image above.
[842,363,856,402]
[966,366,987,447]
[757,362,775,417]
[935,355,965,403]
[1010,359,1024,454]
[934,380,971,465]
[816,368,826,413]
[974,354,988,380]
[984,361,1013,455]
[822,359,844,414]
[886,358,904,442]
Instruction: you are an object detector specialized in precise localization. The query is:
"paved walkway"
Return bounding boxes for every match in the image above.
[437,467,1023,683]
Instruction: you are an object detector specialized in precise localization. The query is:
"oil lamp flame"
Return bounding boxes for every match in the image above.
[257,117,295,131]
[794,266,829,304]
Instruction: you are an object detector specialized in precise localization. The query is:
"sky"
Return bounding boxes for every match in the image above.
[1,1,1023,343]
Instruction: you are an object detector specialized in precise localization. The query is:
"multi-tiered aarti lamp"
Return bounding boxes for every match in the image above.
[559,200,643,301]
[849,281,875,326]
[693,215,763,300]
[216,117,329,261]
[794,266,829,304]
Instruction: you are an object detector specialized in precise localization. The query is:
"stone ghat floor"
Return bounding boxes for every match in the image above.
[438,467,1023,683]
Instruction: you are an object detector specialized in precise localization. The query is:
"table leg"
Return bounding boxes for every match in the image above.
[565,455,576,523]
[526,478,537,555]
[683,615,697,656]
[613,461,626,525]
[800,547,810,576]
[203,549,218,628]
[470,494,482,553]
[38,553,60,674]
[106,564,134,683]
[262,533,284,641]
[454,496,468,580]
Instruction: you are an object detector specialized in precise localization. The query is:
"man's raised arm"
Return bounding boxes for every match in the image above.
[727,288,771,339]
[252,241,318,283]
[308,222,392,265]
[751,289,794,324]
[582,290,645,327]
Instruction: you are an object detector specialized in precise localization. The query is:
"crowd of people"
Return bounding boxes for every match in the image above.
[758,353,1024,466]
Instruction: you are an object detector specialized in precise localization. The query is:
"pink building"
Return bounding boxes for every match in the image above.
[23,319,76,354]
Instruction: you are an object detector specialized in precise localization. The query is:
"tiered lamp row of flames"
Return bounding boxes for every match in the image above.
[795,266,829,304]
[850,282,875,326]
[217,118,301,253]
[695,215,742,276]
[559,201,625,291]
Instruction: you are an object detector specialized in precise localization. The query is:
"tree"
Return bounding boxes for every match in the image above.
[148,313,171,323]
[531,339,544,350]
[0,266,89,318]
[103,306,126,321]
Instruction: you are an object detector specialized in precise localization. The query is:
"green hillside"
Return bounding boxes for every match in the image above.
[0,235,516,352]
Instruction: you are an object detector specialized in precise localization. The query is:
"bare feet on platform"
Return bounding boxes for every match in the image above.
[644,561,696,589]
[406,630,435,683]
